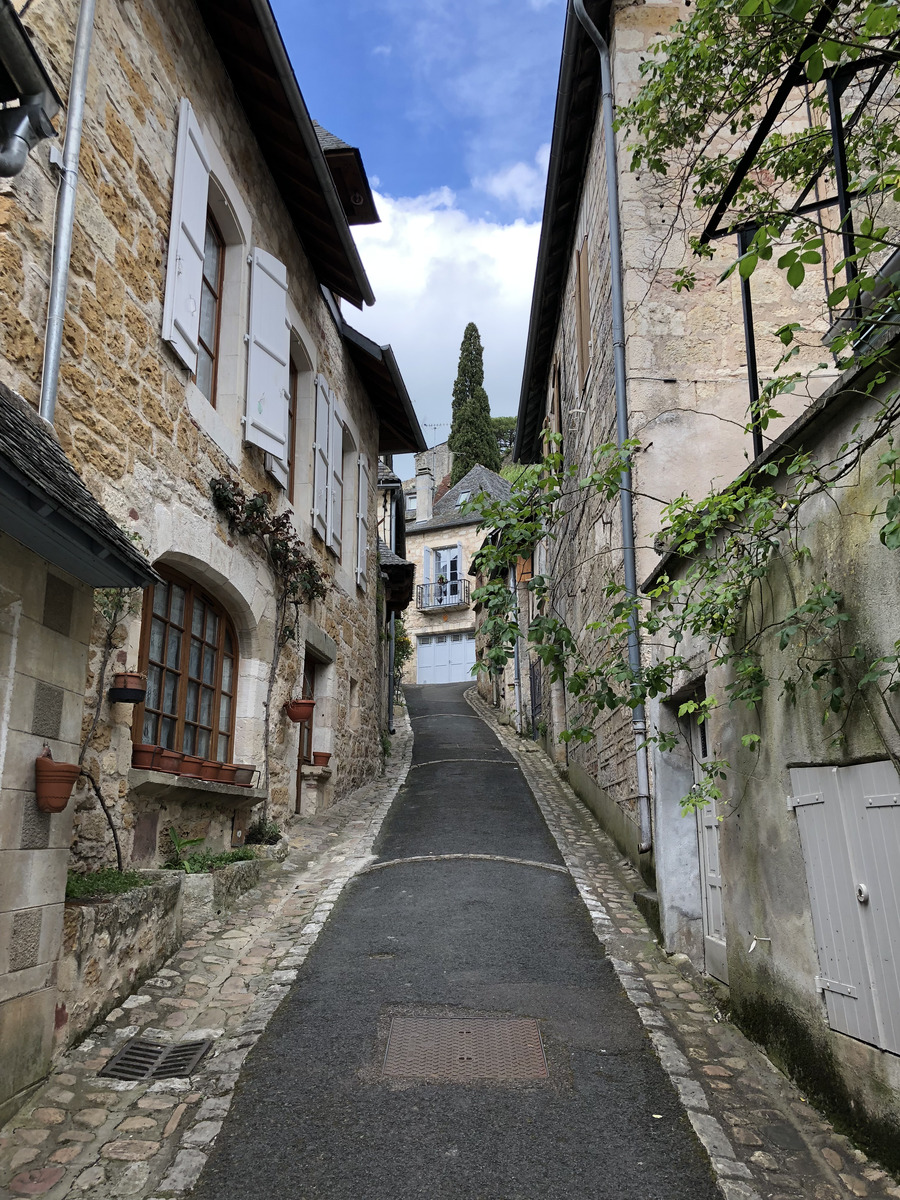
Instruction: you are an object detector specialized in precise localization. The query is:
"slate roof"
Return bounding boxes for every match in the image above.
[312,121,351,152]
[0,382,157,587]
[378,461,402,487]
[409,464,511,534]
[377,538,411,569]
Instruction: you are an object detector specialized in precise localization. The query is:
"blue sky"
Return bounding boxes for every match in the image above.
[272,0,566,469]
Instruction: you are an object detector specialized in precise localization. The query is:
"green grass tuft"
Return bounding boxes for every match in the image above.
[66,869,148,901]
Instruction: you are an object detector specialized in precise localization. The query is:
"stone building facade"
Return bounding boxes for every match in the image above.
[0,0,422,1116]
[515,0,838,861]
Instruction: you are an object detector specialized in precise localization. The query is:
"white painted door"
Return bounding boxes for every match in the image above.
[417,632,476,685]
[692,715,728,984]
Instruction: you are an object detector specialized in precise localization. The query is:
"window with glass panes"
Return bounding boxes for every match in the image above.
[196,212,224,404]
[136,570,237,761]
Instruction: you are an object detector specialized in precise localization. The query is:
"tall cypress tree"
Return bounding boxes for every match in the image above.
[449,323,485,450]
[450,387,501,484]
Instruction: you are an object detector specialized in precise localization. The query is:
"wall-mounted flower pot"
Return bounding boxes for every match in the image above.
[312,751,331,768]
[216,762,240,785]
[131,744,158,770]
[35,757,81,813]
[232,764,256,787]
[284,698,315,723]
[109,673,147,704]
[154,747,184,774]
[179,755,205,779]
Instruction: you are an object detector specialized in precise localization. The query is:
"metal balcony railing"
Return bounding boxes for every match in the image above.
[416,579,470,611]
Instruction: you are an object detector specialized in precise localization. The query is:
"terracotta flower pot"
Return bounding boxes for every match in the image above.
[35,757,81,813]
[284,698,315,723]
[232,765,256,787]
[131,744,158,770]
[113,672,146,690]
[196,759,220,782]
[216,762,239,785]
[179,755,205,778]
[154,747,184,774]
[312,751,331,768]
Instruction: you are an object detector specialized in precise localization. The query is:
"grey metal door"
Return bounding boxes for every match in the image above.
[790,762,900,1053]
[692,715,728,984]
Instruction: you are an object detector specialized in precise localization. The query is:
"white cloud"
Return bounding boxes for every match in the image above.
[372,44,392,56]
[474,143,550,215]
[351,188,540,468]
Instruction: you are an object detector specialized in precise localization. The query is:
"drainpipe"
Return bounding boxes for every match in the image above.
[511,566,524,734]
[572,0,652,854]
[39,0,97,425]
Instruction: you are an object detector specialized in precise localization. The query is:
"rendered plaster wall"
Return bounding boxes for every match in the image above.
[403,522,484,682]
[1,0,384,865]
[531,0,840,866]
[650,373,900,1164]
[0,539,92,1122]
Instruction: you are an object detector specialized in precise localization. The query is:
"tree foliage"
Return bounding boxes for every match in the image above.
[491,415,517,460]
[449,323,502,483]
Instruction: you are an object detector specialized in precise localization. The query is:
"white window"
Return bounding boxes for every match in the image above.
[356,454,370,590]
[312,375,332,541]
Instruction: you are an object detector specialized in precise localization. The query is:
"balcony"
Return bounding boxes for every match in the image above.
[416,579,470,611]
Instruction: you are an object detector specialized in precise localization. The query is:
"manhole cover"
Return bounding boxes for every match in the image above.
[98,1038,213,1081]
[382,1017,548,1082]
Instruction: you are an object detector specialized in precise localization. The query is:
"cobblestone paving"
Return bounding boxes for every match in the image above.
[466,688,899,1200]
[0,713,413,1200]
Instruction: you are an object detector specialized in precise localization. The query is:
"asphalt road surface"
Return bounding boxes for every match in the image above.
[190,682,718,1199]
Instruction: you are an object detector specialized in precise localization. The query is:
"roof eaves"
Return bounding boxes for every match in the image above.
[514,0,609,463]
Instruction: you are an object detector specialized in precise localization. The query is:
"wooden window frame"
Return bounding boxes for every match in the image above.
[134,567,238,762]
[575,237,591,391]
[298,659,315,766]
[196,209,225,407]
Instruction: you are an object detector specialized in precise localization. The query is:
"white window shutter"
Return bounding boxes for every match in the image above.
[454,541,463,578]
[162,99,210,371]
[327,405,344,555]
[245,247,290,459]
[423,546,432,585]
[265,452,289,490]
[312,375,331,540]
[356,454,370,590]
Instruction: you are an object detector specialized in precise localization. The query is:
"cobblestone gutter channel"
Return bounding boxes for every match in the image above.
[1,696,897,1199]
[465,688,899,1200]
[0,712,413,1200]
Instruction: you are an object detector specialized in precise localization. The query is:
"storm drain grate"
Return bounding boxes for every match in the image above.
[382,1017,548,1082]
[98,1038,213,1081]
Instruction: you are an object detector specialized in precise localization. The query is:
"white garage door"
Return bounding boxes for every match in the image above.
[417,632,476,685]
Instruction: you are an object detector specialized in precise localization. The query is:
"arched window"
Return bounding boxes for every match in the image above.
[135,568,237,762]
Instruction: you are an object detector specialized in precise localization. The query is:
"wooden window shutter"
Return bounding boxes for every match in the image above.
[423,545,432,585]
[575,237,591,390]
[162,99,211,371]
[312,375,331,540]
[356,454,370,590]
[327,404,344,555]
[245,247,290,460]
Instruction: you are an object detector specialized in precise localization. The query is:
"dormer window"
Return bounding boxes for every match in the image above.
[456,491,471,510]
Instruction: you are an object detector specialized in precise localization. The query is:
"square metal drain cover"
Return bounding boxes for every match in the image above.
[382,1017,548,1082]
[98,1038,213,1081]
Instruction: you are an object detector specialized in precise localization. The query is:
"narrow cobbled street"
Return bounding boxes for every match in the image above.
[1,686,896,1199]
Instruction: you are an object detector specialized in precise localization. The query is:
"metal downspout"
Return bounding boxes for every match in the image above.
[572,0,652,854]
[511,565,524,734]
[39,0,97,425]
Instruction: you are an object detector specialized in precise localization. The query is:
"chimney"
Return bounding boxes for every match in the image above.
[416,462,434,522]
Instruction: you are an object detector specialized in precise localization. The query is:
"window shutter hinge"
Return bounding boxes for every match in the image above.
[247,253,253,265]
[243,333,250,344]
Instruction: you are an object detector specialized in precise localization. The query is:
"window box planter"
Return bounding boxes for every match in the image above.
[216,762,240,784]
[131,744,158,770]
[197,759,221,782]
[284,698,315,723]
[312,751,331,768]
[179,755,205,779]
[35,755,81,813]
[232,764,257,787]
[154,747,184,774]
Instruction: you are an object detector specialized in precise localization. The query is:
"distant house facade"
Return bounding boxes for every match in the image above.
[404,465,510,686]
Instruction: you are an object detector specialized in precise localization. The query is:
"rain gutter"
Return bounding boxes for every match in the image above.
[39,0,97,425]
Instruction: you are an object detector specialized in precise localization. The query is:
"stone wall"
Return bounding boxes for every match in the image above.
[1,0,386,870]
[54,873,182,1053]
[0,539,93,1122]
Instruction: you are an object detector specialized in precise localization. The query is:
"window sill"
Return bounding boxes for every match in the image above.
[128,769,266,805]
[300,764,332,780]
